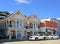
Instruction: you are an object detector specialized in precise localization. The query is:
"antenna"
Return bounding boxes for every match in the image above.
[49,11,51,18]
[46,11,51,19]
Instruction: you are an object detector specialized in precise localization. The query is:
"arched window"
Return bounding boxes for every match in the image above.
[10,21,12,27]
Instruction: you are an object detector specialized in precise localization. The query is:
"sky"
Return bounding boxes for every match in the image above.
[0,0,60,19]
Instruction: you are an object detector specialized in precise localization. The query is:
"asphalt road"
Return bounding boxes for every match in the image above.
[1,39,60,44]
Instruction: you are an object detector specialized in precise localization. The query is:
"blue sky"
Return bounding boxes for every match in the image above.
[0,0,60,19]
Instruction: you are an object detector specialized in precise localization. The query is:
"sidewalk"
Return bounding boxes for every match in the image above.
[0,39,21,43]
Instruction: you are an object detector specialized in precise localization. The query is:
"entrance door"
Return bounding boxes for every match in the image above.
[17,31,21,40]
[11,30,16,39]
[27,31,32,40]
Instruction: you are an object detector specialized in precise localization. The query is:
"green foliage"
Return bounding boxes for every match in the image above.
[4,11,10,17]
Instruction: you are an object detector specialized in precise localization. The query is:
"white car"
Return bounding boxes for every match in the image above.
[29,34,46,40]
[46,35,59,40]
[52,35,59,39]
[46,35,53,40]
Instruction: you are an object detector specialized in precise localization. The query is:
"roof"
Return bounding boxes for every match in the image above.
[27,14,37,19]
[27,14,40,22]
[0,10,27,23]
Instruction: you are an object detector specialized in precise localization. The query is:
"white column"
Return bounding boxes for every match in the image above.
[35,23,36,28]
[22,21,24,28]
[21,31,24,40]
[9,30,12,40]
[19,21,20,28]
[33,31,34,35]
[33,22,34,29]
[51,29,53,35]
[15,30,17,39]
[55,29,57,35]
[15,20,17,28]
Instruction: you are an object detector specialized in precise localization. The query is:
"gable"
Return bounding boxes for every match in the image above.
[11,14,24,20]
[28,14,40,22]
[8,10,27,21]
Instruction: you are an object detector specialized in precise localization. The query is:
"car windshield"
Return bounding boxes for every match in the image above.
[32,34,45,36]
[53,35,58,36]
[45,34,58,36]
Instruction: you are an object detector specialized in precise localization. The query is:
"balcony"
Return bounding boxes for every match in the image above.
[25,25,33,29]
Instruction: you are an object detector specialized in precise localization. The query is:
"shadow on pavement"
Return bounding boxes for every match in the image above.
[0,39,20,43]
[0,39,30,43]
[0,39,60,43]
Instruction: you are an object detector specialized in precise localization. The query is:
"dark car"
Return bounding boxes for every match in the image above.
[0,34,6,39]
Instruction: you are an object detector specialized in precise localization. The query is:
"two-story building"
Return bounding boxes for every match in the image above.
[40,20,57,35]
[0,10,40,40]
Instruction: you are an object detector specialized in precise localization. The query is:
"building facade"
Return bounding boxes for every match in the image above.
[40,20,57,35]
[0,10,40,40]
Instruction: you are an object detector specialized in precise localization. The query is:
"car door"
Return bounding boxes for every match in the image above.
[39,34,44,39]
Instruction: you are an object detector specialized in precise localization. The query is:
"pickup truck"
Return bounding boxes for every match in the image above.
[29,34,47,40]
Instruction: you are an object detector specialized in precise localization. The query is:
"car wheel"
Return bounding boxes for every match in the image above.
[35,37,38,40]
[56,37,58,40]
[51,37,54,40]
[44,37,46,40]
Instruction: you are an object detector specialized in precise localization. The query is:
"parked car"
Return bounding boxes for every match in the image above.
[0,34,6,39]
[46,35,53,40]
[52,35,59,39]
[29,34,47,40]
[46,35,59,40]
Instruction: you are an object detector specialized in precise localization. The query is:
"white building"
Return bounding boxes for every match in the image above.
[41,18,60,36]
[0,10,40,40]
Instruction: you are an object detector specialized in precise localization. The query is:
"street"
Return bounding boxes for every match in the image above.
[1,39,60,44]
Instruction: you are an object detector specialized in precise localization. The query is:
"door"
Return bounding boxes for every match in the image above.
[27,31,32,40]
[11,30,16,39]
[17,31,21,40]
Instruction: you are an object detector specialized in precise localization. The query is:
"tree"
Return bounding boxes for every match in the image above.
[4,11,10,17]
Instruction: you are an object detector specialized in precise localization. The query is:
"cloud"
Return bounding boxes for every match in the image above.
[16,0,29,4]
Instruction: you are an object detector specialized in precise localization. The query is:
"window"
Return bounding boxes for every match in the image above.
[20,21,22,26]
[34,23,35,28]
[10,21,12,27]
[53,29,56,34]
[38,25,40,29]
[30,23,33,28]
[46,28,47,32]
